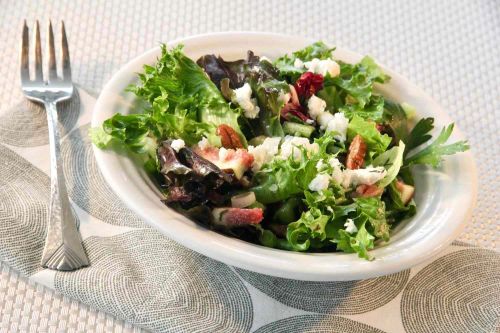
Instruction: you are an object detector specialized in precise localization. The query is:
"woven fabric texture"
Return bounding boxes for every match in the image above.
[0,0,498,332]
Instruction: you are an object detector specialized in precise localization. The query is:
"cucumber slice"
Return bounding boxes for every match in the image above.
[283,121,315,138]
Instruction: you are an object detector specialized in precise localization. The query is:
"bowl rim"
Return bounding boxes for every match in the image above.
[91,31,477,281]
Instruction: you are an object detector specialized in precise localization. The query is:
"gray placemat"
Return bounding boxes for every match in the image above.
[0,0,498,332]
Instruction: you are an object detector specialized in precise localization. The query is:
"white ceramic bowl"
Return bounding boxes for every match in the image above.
[91,32,477,281]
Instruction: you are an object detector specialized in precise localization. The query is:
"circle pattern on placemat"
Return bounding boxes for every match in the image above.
[451,240,475,247]
[236,268,409,314]
[61,123,144,227]
[54,229,253,333]
[0,91,80,147]
[401,249,500,333]
[0,145,48,276]
[254,314,386,333]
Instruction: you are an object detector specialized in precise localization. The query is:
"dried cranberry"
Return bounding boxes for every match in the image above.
[280,103,311,123]
[294,72,324,99]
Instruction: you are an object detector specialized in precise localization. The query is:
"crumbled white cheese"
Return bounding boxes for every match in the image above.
[308,173,330,192]
[280,135,319,160]
[278,91,291,105]
[232,83,260,119]
[344,218,358,234]
[317,112,335,130]
[248,137,282,171]
[304,58,340,77]
[316,159,325,170]
[218,147,230,161]
[260,56,271,62]
[342,166,387,188]
[307,95,327,119]
[170,139,185,152]
[325,112,349,142]
[329,157,344,185]
[306,119,314,125]
[294,58,304,68]
[307,94,348,142]
[197,137,210,150]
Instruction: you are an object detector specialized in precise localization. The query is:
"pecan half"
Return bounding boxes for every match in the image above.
[217,124,244,149]
[346,134,367,169]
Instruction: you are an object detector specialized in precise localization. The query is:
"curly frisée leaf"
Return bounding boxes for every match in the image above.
[326,56,389,108]
[287,209,330,251]
[131,44,244,142]
[335,221,375,260]
[354,197,390,241]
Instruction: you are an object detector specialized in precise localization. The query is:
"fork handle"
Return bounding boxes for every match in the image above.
[40,101,89,271]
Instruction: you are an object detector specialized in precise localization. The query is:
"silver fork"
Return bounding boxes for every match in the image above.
[20,20,89,271]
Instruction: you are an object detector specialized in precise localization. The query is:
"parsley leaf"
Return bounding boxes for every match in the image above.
[404,117,434,155]
[405,123,469,167]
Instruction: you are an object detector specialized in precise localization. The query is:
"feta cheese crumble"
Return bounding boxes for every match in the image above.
[329,157,344,185]
[248,137,282,172]
[316,159,325,170]
[342,166,387,188]
[232,83,260,119]
[307,95,327,119]
[293,58,304,68]
[170,139,185,152]
[344,219,358,234]
[304,58,340,77]
[308,173,330,192]
[325,113,349,141]
[197,137,210,150]
[307,95,349,142]
[280,135,319,160]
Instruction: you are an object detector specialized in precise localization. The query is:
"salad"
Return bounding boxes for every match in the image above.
[91,42,468,259]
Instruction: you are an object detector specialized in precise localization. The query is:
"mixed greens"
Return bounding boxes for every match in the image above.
[92,41,469,259]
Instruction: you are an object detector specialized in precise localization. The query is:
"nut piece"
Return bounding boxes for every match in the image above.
[217,124,244,149]
[346,134,367,169]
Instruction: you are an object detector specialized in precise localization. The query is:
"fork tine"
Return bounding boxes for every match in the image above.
[20,20,30,82]
[47,20,57,81]
[34,20,43,81]
[60,21,71,81]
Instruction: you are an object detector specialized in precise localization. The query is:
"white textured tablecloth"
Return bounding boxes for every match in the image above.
[0,0,498,332]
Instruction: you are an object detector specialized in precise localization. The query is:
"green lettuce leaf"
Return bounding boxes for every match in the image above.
[252,79,289,137]
[251,132,342,204]
[336,221,375,260]
[340,95,385,122]
[373,140,405,188]
[287,208,330,251]
[92,44,245,154]
[326,56,390,108]
[251,147,317,204]
[354,197,390,241]
[347,115,392,154]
